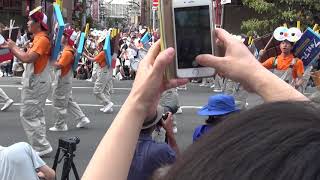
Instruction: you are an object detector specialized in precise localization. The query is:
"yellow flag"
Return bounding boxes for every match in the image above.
[297,21,301,30]
[248,36,253,45]
[55,0,63,9]
[85,23,90,37]
[313,24,319,31]
[113,28,116,37]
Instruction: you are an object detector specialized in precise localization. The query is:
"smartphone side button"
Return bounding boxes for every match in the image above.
[192,69,199,76]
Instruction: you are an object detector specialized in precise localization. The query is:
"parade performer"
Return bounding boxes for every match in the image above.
[83,32,114,113]
[1,8,52,156]
[261,26,304,88]
[49,27,91,132]
[0,88,13,111]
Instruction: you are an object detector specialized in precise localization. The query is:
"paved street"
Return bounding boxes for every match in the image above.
[0,77,264,179]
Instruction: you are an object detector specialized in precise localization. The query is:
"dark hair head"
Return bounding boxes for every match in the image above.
[160,101,320,180]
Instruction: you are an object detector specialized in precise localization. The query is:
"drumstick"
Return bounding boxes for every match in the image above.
[258,35,274,62]
[9,20,12,39]
[9,19,15,40]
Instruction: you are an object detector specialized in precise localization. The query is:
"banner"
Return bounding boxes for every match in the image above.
[103,34,112,68]
[51,4,65,61]
[293,27,320,66]
[141,32,152,49]
[74,32,86,71]
[91,0,99,22]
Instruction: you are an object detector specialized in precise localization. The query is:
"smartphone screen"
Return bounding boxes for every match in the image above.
[174,5,212,69]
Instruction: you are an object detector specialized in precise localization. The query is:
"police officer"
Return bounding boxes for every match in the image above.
[2,7,52,156]
[49,27,90,132]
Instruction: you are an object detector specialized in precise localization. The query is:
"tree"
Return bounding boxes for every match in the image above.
[241,0,320,36]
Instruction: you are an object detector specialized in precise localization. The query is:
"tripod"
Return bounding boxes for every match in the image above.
[52,141,80,180]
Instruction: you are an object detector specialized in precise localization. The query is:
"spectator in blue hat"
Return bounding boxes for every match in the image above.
[193,94,239,142]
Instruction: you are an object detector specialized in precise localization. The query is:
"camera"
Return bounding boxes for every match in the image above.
[162,112,170,120]
[58,137,80,153]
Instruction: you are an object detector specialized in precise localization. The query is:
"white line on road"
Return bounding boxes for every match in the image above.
[0,85,131,90]
[0,103,201,109]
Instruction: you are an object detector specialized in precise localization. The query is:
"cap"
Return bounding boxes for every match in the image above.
[29,6,48,31]
[63,28,78,46]
[142,106,165,129]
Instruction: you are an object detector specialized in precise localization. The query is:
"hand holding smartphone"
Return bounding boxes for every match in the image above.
[172,0,215,78]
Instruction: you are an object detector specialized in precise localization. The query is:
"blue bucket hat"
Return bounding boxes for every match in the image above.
[197,94,239,116]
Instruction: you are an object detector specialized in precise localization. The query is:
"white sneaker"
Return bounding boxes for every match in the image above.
[173,126,178,134]
[100,107,105,112]
[213,88,223,93]
[37,146,53,157]
[210,84,215,88]
[199,83,206,87]
[49,124,68,132]
[1,99,14,111]
[76,117,91,128]
[104,108,113,114]
[103,102,114,113]
[176,107,183,114]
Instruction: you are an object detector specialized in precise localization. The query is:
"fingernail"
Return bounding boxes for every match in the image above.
[167,48,175,57]
[195,55,203,61]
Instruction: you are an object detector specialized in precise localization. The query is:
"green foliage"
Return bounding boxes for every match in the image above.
[241,0,320,36]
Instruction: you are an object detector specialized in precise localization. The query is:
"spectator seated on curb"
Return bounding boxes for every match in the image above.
[193,94,239,142]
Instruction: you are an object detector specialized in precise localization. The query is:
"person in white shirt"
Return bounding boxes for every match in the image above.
[0,142,55,180]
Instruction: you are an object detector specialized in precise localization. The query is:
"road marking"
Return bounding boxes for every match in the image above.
[0,85,131,91]
[0,103,201,109]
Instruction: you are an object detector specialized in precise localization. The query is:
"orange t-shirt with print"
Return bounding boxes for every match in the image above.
[262,53,304,79]
[29,31,51,74]
[57,45,74,77]
[94,51,106,68]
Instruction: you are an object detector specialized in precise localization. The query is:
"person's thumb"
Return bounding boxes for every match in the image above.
[196,54,225,70]
[152,47,175,74]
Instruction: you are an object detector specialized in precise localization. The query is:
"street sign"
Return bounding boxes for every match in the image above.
[153,0,159,7]
[221,0,231,5]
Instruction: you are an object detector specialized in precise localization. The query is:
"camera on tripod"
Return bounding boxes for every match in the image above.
[58,137,80,153]
[53,137,80,180]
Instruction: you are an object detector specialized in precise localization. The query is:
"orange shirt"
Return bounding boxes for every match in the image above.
[262,53,304,79]
[94,51,106,68]
[29,31,51,74]
[57,45,74,77]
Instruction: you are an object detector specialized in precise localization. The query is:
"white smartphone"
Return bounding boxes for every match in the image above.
[172,0,215,78]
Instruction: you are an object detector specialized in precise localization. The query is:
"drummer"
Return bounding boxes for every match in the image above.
[83,32,114,113]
